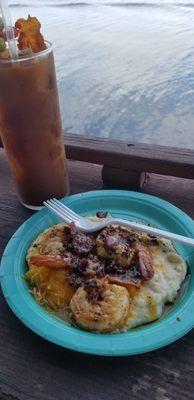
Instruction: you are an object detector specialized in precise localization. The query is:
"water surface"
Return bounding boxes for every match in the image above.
[9,0,194,148]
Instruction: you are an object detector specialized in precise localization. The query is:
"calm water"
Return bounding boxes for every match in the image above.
[9,0,194,148]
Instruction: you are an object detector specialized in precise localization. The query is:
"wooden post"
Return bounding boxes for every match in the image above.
[102,166,146,190]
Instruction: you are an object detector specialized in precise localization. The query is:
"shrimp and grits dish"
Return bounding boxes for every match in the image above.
[25,213,187,333]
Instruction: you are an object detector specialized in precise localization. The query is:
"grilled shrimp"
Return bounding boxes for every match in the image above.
[28,254,72,269]
[135,242,154,280]
[70,281,130,332]
[96,225,135,268]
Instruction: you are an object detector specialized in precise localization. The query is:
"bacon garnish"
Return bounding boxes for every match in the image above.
[15,15,46,53]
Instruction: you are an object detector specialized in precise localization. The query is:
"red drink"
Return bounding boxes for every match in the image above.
[0,42,69,209]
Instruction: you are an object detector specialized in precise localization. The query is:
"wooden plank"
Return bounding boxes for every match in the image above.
[64,133,194,179]
[1,151,194,400]
[1,133,194,179]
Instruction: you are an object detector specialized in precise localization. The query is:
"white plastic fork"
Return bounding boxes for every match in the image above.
[43,198,194,247]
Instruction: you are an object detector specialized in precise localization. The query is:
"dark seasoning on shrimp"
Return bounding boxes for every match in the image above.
[26,212,187,333]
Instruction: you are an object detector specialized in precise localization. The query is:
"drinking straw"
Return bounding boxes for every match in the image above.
[0,0,18,59]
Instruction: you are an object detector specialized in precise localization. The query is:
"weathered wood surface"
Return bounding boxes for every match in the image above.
[1,150,194,400]
[64,133,194,179]
[1,133,194,179]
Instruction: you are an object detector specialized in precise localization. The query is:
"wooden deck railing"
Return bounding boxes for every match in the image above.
[63,133,194,188]
[1,133,194,188]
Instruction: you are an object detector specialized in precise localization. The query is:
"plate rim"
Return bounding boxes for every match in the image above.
[1,189,194,356]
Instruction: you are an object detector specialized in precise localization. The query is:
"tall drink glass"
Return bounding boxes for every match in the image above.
[0,41,69,209]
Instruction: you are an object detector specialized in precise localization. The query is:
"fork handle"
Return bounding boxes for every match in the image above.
[107,218,194,247]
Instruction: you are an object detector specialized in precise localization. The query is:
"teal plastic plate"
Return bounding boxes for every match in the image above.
[1,190,194,356]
